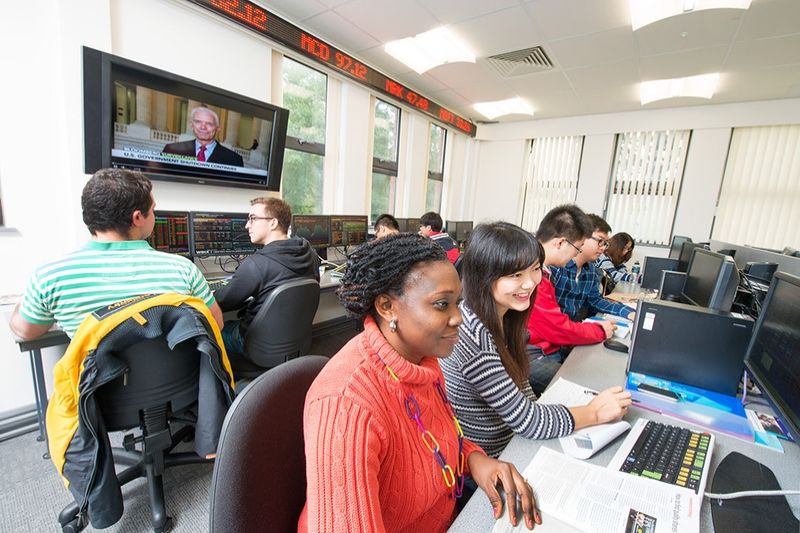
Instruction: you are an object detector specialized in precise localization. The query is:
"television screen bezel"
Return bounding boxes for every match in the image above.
[83,46,289,191]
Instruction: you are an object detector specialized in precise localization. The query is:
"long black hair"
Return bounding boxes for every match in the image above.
[336,233,447,321]
[461,222,544,385]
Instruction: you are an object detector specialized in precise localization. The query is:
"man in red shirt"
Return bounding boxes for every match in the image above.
[527,205,615,394]
[419,211,461,265]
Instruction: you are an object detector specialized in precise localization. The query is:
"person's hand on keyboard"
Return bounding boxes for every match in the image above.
[587,386,632,425]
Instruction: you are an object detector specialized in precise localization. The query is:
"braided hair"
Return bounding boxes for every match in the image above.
[337,233,447,321]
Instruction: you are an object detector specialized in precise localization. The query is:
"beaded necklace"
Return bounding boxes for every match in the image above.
[377,351,465,497]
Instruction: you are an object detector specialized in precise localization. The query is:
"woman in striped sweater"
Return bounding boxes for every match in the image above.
[440,222,631,458]
[300,233,540,532]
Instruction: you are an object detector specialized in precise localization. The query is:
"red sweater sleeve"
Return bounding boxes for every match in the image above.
[301,395,387,532]
[527,275,605,354]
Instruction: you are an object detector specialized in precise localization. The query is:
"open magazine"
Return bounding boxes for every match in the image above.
[492,447,700,533]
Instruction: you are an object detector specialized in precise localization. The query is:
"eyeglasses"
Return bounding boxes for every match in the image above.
[246,215,275,223]
[589,236,610,249]
[565,240,583,255]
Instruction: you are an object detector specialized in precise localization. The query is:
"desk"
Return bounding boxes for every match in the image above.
[449,342,800,532]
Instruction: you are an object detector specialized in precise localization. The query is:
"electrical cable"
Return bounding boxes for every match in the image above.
[705,489,800,500]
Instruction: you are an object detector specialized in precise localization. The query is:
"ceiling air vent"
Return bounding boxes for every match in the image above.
[484,46,554,77]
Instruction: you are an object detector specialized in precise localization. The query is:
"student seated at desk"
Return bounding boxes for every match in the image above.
[526,205,615,394]
[214,197,319,356]
[551,215,635,322]
[595,232,635,293]
[9,168,223,341]
[300,234,539,532]
[440,222,631,459]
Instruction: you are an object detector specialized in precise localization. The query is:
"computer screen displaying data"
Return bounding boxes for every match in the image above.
[330,215,368,247]
[189,211,259,256]
[148,210,191,257]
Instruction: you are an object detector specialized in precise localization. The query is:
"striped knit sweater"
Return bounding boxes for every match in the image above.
[440,303,575,458]
[299,316,484,533]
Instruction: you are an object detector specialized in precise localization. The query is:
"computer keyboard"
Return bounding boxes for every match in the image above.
[206,278,230,290]
[608,418,714,494]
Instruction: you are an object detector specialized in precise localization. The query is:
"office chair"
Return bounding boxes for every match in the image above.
[231,278,321,379]
[58,337,213,533]
[209,354,329,533]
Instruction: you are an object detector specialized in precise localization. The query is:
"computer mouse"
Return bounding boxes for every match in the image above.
[604,338,629,353]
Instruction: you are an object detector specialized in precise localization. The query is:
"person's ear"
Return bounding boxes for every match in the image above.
[131,209,146,228]
[374,293,396,324]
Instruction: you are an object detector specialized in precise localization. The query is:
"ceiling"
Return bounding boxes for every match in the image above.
[255,0,800,123]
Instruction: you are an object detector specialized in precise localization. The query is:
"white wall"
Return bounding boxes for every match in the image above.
[0,0,473,418]
[471,98,800,267]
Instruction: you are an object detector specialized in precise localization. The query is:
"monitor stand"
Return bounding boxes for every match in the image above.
[710,452,798,533]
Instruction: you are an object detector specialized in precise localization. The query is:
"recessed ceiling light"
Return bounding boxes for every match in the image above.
[640,73,720,105]
[629,0,752,31]
[473,97,534,120]
[384,27,475,74]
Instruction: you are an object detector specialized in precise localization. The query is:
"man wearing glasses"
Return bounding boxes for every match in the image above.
[526,205,617,395]
[215,197,319,356]
[551,214,636,323]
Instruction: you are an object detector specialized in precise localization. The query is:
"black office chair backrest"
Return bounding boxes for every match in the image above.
[209,354,329,533]
[243,278,320,369]
[95,337,200,430]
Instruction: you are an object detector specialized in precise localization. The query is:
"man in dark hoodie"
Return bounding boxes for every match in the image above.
[215,197,320,357]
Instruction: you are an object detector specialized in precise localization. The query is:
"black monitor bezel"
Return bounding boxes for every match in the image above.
[83,46,289,191]
[148,210,192,257]
[743,271,800,439]
[681,248,727,308]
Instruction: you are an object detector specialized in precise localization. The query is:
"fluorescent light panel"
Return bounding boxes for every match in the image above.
[473,97,534,120]
[629,0,752,30]
[384,27,475,74]
[640,73,720,104]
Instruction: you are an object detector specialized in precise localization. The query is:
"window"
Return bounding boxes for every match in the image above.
[712,124,800,250]
[281,57,326,214]
[520,136,584,232]
[605,129,690,246]
[425,124,447,212]
[371,100,401,222]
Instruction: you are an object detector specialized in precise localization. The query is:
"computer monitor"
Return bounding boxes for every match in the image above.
[395,218,421,233]
[744,271,800,440]
[292,215,330,248]
[456,221,473,243]
[147,210,191,257]
[668,235,692,260]
[681,248,740,312]
[676,241,707,272]
[329,215,368,247]
[189,211,259,256]
[640,256,679,291]
[445,221,458,242]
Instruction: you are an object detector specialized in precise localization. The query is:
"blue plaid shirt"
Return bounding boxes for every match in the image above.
[550,259,631,320]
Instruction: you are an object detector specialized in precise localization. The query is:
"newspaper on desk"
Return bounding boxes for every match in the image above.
[492,447,700,533]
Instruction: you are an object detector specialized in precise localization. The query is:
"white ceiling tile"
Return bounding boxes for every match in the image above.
[393,71,449,96]
[316,0,354,7]
[303,10,381,53]
[257,0,328,22]
[429,63,512,102]
[634,10,743,56]
[522,0,631,40]
[726,34,800,69]
[547,27,636,70]
[639,46,728,80]
[333,0,439,43]
[421,0,521,25]
[715,64,800,101]
[565,58,640,90]
[449,5,547,58]
[736,0,800,41]
[356,45,414,75]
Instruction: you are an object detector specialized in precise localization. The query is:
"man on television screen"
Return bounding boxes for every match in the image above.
[162,107,244,167]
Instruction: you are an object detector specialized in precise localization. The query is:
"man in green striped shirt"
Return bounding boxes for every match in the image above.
[10,169,223,340]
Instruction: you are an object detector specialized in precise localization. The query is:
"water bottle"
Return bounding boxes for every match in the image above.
[631,261,641,284]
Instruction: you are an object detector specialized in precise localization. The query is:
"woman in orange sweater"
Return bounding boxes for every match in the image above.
[299,233,539,532]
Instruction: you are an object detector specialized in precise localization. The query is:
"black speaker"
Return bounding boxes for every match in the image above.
[659,270,686,301]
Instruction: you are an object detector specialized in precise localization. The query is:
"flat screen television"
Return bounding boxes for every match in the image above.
[83,47,289,191]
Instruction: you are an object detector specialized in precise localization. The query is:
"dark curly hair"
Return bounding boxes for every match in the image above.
[336,233,447,321]
[81,168,153,236]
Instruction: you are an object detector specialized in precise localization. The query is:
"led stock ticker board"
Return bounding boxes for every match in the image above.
[187,0,477,136]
